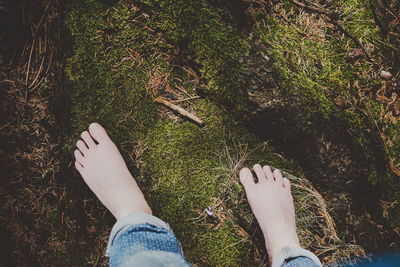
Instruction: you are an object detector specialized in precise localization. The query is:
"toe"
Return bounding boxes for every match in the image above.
[76,140,88,154]
[253,164,266,183]
[89,122,111,144]
[81,131,96,148]
[239,167,255,188]
[262,165,274,180]
[75,160,84,173]
[273,168,283,184]
[283,178,291,190]
[74,149,85,164]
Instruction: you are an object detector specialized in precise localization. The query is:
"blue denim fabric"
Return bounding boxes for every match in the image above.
[107,215,323,267]
[343,254,400,267]
[108,223,191,267]
[282,256,321,267]
[272,246,322,267]
[106,217,400,267]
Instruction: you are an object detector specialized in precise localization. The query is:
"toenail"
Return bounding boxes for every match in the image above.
[253,164,260,168]
[89,122,102,130]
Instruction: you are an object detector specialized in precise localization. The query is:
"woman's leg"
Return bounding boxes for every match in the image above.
[74,123,190,267]
[107,219,189,267]
[239,165,322,267]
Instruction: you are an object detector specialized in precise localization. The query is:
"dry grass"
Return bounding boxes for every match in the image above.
[0,0,82,265]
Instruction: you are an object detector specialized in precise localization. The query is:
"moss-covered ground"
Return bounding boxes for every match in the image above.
[246,0,400,240]
[65,0,363,264]
[0,0,399,265]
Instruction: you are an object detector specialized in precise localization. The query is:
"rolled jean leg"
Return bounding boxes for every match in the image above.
[272,246,322,267]
[106,213,191,267]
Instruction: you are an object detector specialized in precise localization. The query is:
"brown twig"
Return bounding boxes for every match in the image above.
[29,54,45,88]
[171,96,201,103]
[25,39,35,85]
[32,0,53,39]
[329,20,372,61]
[155,97,204,126]
[290,0,330,14]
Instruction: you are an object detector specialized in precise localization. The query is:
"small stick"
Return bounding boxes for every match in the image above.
[155,97,204,126]
[29,54,45,88]
[25,39,35,85]
[171,96,201,103]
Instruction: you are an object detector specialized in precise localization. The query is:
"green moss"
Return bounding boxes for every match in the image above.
[142,116,248,265]
[66,0,168,143]
[261,24,334,118]
[138,0,250,112]
[256,3,398,175]
[334,0,381,42]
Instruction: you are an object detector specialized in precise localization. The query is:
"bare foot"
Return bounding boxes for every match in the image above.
[74,122,151,220]
[240,164,300,263]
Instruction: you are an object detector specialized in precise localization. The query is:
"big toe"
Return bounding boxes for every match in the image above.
[240,167,255,189]
[89,122,111,144]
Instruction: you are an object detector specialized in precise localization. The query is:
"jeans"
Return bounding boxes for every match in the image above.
[106,213,322,267]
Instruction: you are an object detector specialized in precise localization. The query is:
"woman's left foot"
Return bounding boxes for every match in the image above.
[74,122,152,220]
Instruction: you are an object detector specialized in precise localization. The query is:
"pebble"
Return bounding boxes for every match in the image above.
[380,70,392,79]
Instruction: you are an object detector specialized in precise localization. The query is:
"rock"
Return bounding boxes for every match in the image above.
[380,70,392,79]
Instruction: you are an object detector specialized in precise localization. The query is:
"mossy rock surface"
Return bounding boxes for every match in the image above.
[65,0,364,265]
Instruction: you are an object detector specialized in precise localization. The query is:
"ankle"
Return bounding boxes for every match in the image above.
[115,204,152,220]
[265,233,300,260]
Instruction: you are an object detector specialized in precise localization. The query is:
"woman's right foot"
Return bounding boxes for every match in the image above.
[239,164,300,263]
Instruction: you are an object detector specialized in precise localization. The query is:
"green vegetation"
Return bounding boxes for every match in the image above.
[65,0,365,265]
[251,0,400,222]
[139,0,251,111]
[1,0,398,265]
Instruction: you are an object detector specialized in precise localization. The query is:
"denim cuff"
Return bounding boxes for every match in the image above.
[272,246,322,267]
[106,213,171,256]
